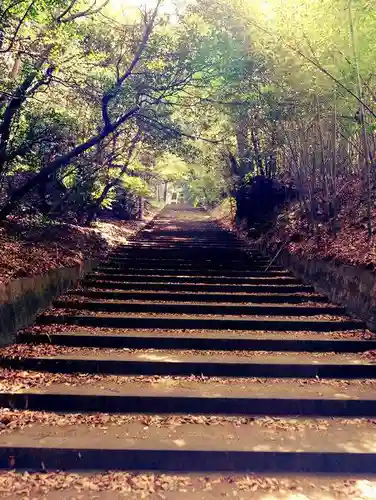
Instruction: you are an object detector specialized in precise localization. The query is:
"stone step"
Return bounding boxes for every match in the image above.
[53,300,344,317]
[136,235,238,240]
[108,254,266,263]
[105,262,269,271]
[37,313,361,331]
[128,243,248,250]
[97,266,290,277]
[18,330,375,352]
[1,417,376,473]
[2,377,376,415]
[1,472,374,499]
[107,256,268,264]
[69,289,328,303]
[114,250,261,258]
[106,260,279,271]
[2,350,374,378]
[81,280,314,294]
[87,273,299,285]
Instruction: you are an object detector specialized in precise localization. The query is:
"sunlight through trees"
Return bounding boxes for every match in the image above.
[1,0,375,228]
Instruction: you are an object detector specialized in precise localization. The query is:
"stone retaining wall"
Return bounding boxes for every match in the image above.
[274,250,376,331]
[0,209,163,346]
[0,260,97,346]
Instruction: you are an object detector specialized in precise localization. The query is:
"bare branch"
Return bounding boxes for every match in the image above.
[0,0,37,53]
[56,0,79,23]
[27,64,55,95]
[248,18,376,119]
[101,0,162,129]
[138,114,222,144]
[58,0,110,24]
[0,105,140,219]
[88,127,143,223]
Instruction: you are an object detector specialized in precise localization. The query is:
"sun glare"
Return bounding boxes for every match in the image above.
[109,0,178,15]
[258,0,276,20]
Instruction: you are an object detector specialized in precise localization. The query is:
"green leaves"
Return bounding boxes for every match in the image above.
[121,175,152,198]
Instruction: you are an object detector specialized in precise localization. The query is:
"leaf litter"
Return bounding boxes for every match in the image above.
[0,471,375,499]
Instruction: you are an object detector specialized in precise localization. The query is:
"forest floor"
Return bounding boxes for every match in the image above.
[213,183,376,269]
[0,213,157,285]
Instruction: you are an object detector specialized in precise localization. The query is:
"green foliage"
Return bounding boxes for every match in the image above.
[155,153,191,182]
[121,175,152,198]
[1,0,375,223]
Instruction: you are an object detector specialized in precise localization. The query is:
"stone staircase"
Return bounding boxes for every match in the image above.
[1,205,376,488]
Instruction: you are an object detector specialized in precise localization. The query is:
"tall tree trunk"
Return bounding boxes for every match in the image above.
[250,128,264,176]
[138,196,144,220]
[0,48,53,175]
[234,111,250,176]
[349,0,372,238]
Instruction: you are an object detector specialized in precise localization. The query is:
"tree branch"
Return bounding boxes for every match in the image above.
[0,0,36,53]
[101,0,162,129]
[56,0,78,23]
[58,0,110,23]
[138,114,222,144]
[0,106,140,220]
[249,18,376,119]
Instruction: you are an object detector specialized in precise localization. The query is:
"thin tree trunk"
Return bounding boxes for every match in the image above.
[138,196,144,220]
[251,129,264,176]
[234,111,250,176]
[0,47,53,174]
[349,0,372,238]
[85,128,142,225]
